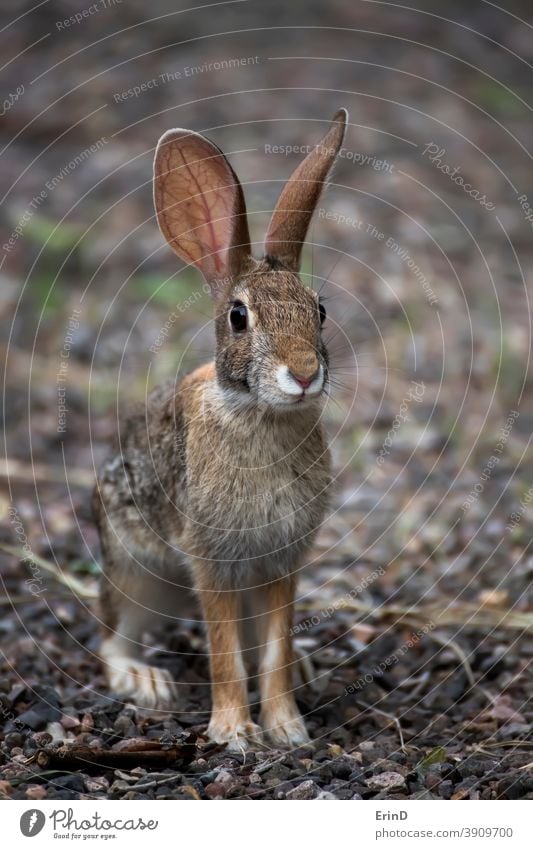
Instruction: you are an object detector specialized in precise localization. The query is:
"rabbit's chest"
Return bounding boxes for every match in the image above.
[184,410,330,564]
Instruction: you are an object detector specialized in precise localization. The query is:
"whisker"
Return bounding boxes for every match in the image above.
[322,387,345,413]
[331,365,407,374]
[327,375,354,388]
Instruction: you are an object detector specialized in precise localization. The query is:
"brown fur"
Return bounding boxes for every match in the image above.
[94,110,347,747]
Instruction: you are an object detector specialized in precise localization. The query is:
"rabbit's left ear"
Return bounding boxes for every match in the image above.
[264,109,347,271]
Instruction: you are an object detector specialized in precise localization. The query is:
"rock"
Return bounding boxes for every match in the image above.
[53,774,86,793]
[60,714,80,731]
[174,785,201,800]
[289,767,306,778]
[411,789,440,799]
[316,763,334,781]
[29,731,53,749]
[156,787,174,798]
[374,759,408,776]
[316,790,338,799]
[496,776,532,800]
[497,723,531,740]
[80,713,94,732]
[261,763,291,781]
[333,758,357,780]
[423,762,452,789]
[122,791,151,800]
[438,780,453,799]
[109,779,131,796]
[45,721,66,742]
[425,771,442,791]
[25,784,47,800]
[213,768,235,788]
[366,771,406,791]
[271,784,288,800]
[331,787,354,799]
[15,709,46,731]
[113,715,137,737]
[457,758,498,779]
[84,776,110,793]
[286,780,320,800]
[17,687,62,729]
[388,752,407,765]
[451,776,478,799]
[199,770,219,785]
[4,732,23,749]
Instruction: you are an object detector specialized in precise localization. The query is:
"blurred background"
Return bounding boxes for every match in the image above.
[1,0,532,800]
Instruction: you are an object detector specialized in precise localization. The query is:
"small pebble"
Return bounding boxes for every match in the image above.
[60,714,80,731]
[366,772,406,791]
[4,732,23,749]
[205,782,225,799]
[286,780,320,800]
[213,769,235,788]
[25,784,47,800]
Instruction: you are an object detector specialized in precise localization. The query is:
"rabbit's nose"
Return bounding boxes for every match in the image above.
[289,366,320,389]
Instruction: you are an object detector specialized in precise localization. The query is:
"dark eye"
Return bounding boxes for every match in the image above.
[229,301,248,333]
[319,300,326,325]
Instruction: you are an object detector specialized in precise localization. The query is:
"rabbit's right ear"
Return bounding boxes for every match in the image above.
[154,129,251,295]
[264,110,347,271]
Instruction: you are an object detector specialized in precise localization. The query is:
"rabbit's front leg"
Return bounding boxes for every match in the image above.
[195,569,262,750]
[257,576,310,747]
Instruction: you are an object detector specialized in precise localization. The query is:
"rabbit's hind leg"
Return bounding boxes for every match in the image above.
[98,548,188,710]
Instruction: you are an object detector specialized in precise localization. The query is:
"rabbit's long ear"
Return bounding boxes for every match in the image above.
[154,129,251,294]
[264,109,347,271]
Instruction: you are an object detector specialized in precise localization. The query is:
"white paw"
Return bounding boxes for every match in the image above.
[207,716,263,751]
[261,710,310,748]
[106,658,178,710]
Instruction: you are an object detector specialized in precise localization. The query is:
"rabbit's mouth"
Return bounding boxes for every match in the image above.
[256,363,326,409]
[276,363,325,398]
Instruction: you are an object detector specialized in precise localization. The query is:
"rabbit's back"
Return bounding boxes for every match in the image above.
[93,376,189,547]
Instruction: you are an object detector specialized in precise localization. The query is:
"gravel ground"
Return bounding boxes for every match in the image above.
[1,494,532,800]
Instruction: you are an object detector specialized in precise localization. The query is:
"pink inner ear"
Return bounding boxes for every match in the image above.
[155,132,245,282]
[172,143,233,274]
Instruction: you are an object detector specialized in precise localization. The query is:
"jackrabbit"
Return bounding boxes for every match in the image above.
[93,109,347,749]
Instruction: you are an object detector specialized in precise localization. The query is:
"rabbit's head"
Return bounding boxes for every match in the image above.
[154,110,347,410]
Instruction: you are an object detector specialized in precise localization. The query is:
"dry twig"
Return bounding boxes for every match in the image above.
[0,543,98,599]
